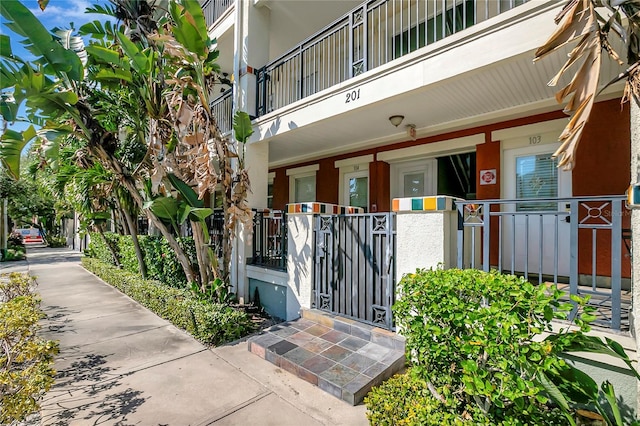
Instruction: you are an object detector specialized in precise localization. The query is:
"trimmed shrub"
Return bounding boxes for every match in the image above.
[366,268,574,425]
[46,234,67,248]
[87,233,197,288]
[0,273,58,423]
[81,258,253,345]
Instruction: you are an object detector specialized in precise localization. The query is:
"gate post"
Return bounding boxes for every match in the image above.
[393,196,460,278]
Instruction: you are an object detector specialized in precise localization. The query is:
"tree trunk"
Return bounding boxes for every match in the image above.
[89,144,199,284]
[115,197,147,279]
[96,224,120,268]
[190,220,214,290]
[631,98,640,413]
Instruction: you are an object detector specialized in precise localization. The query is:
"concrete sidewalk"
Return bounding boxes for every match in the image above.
[9,247,368,425]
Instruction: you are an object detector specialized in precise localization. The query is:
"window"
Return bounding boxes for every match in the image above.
[267,172,275,209]
[287,164,320,203]
[515,153,558,211]
[294,175,316,202]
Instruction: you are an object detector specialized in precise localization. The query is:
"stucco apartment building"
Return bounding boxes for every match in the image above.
[202,0,636,405]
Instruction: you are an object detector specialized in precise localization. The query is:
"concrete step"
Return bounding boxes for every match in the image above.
[248,309,406,405]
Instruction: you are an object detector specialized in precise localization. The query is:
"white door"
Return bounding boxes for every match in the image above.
[344,170,369,210]
[503,144,572,278]
[391,159,438,199]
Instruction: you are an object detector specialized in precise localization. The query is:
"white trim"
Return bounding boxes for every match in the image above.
[268,171,276,180]
[334,154,374,169]
[378,134,483,163]
[491,118,567,142]
[286,164,320,176]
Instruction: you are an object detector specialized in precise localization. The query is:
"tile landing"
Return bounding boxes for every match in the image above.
[248,309,406,405]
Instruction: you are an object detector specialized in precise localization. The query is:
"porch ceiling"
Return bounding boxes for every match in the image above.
[266,47,625,168]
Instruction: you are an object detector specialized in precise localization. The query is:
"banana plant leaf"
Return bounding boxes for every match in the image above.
[0,125,37,179]
[0,1,83,82]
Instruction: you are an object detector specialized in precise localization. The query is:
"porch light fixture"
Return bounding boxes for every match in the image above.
[389,115,404,127]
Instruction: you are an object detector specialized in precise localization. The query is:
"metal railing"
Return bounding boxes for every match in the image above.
[206,209,225,257]
[313,212,396,330]
[202,0,234,27]
[257,0,528,116]
[456,196,630,331]
[211,88,233,134]
[251,210,287,271]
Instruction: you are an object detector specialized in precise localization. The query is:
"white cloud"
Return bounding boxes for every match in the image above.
[28,0,110,29]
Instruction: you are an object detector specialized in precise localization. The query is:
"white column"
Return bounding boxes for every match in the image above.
[231,0,271,303]
[393,196,459,278]
[285,213,314,319]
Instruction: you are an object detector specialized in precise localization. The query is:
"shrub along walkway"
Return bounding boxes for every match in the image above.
[4,247,367,425]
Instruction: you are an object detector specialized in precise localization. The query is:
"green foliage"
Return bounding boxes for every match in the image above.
[0,273,58,423]
[87,232,198,288]
[2,246,25,262]
[365,369,567,426]
[233,111,254,144]
[385,268,585,424]
[82,258,253,345]
[46,234,67,248]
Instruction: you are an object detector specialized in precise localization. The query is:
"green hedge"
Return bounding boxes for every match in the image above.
[87,233,197,288]
[0,273,58,423]
[365,268,571,425]
[81,258,253,345]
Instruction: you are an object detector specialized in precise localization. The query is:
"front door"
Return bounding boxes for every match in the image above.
[503,143,572,279]
[344,170,368,211]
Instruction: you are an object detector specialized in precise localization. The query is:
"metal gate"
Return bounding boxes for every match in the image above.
[313,212,396,330]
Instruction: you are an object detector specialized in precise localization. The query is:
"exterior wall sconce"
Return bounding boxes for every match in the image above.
[406,124,416,140]
[389,115,404,127]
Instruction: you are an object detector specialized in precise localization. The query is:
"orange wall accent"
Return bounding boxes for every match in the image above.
[316,158,339,204]
[573,99,630,196]
[570,99,631,279]
[475,140,501,200]
[272,170,288,211]
[370,160,391,212]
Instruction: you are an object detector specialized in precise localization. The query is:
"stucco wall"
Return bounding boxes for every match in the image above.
[396,211,457,277]
[285,214,314,320]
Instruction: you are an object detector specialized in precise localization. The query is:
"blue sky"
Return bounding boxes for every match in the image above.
[1,0,112,132]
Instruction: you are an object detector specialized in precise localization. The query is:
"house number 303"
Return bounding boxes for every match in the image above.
[529,135,542,145]
[345,88,361,103]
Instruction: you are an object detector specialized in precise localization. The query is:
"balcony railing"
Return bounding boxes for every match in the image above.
[456,196,630,331]
[202,0,234,28]
[257,0,528,116]
[251,210,287,271]
[210,88,233,134]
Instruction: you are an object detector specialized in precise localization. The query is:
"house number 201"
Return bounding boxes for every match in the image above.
[345,88,361,103]
[529,135,542,145]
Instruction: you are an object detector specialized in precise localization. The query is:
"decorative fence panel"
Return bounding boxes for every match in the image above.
[313,212,396,330]
[456,196,630,331]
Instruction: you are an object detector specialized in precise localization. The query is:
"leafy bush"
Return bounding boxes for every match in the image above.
[0,273,58,423]
[82,258,253,345]
[2,247,26,262]
[46,234,67,248]
[368,268,581,425]
[87,233,197,288]
[366,369,566,426]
